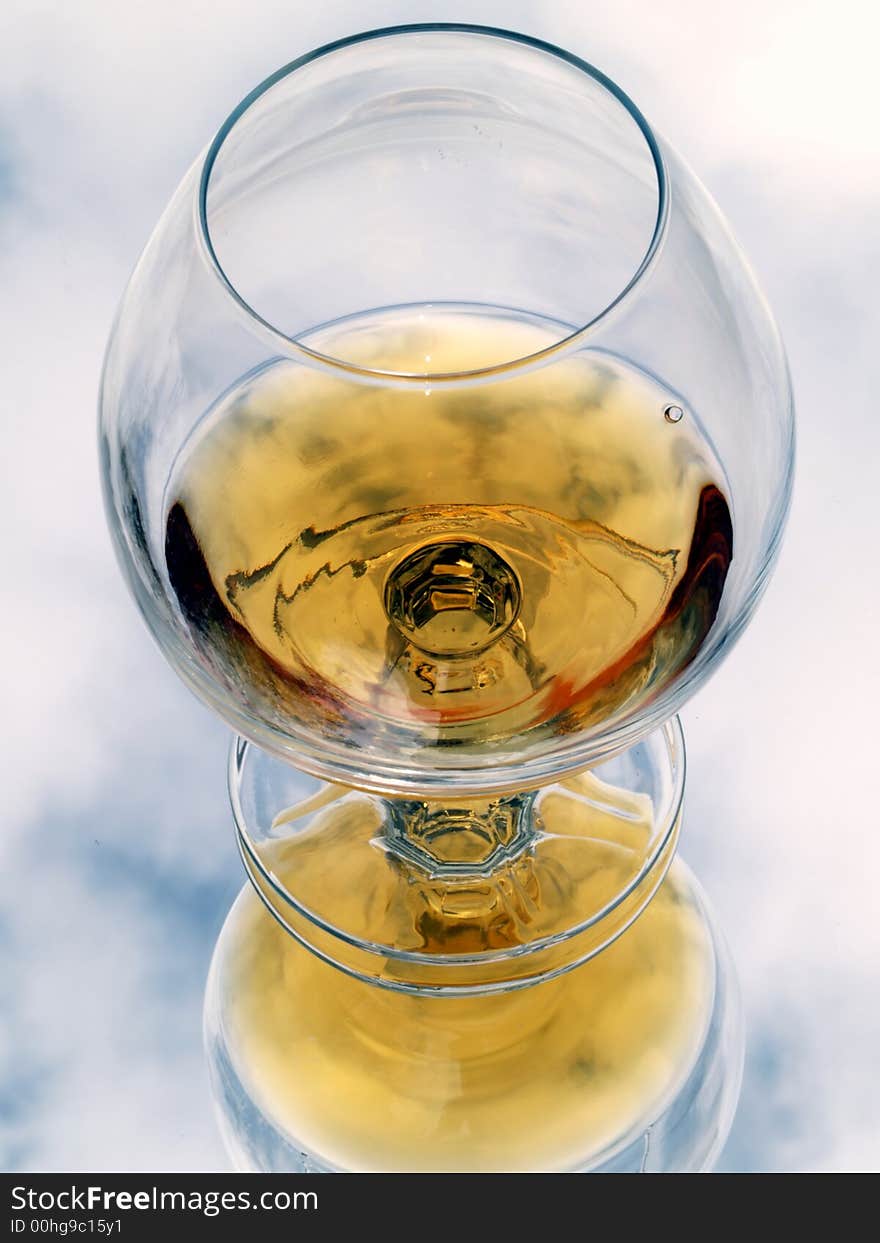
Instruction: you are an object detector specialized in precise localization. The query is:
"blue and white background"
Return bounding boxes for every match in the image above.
[1,0,878,1172]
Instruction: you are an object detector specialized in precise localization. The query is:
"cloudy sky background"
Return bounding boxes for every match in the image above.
[1,0,878,1172]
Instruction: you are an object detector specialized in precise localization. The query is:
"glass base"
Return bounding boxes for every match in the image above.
[205,720,742,1172]
[205,857,741,1172]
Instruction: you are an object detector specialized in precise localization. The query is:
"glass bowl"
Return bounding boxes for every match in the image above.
[99,25,794,797]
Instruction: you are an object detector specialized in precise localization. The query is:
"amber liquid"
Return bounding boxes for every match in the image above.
[180,308,726,1169]
[165,307,732,753]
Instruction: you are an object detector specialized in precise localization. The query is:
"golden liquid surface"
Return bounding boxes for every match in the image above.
[219,828,713,1173]
[165,308,732,753]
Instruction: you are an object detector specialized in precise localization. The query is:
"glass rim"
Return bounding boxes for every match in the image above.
[197,22,669,385]
[226,716,685,979]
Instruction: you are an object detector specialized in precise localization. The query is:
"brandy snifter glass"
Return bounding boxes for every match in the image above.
[99,24,794,1172]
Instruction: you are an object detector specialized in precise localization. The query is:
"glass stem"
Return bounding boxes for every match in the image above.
[383,789,538,877]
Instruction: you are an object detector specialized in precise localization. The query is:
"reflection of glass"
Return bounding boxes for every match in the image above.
[99,25,793,1171]
[206,726,743,1172]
